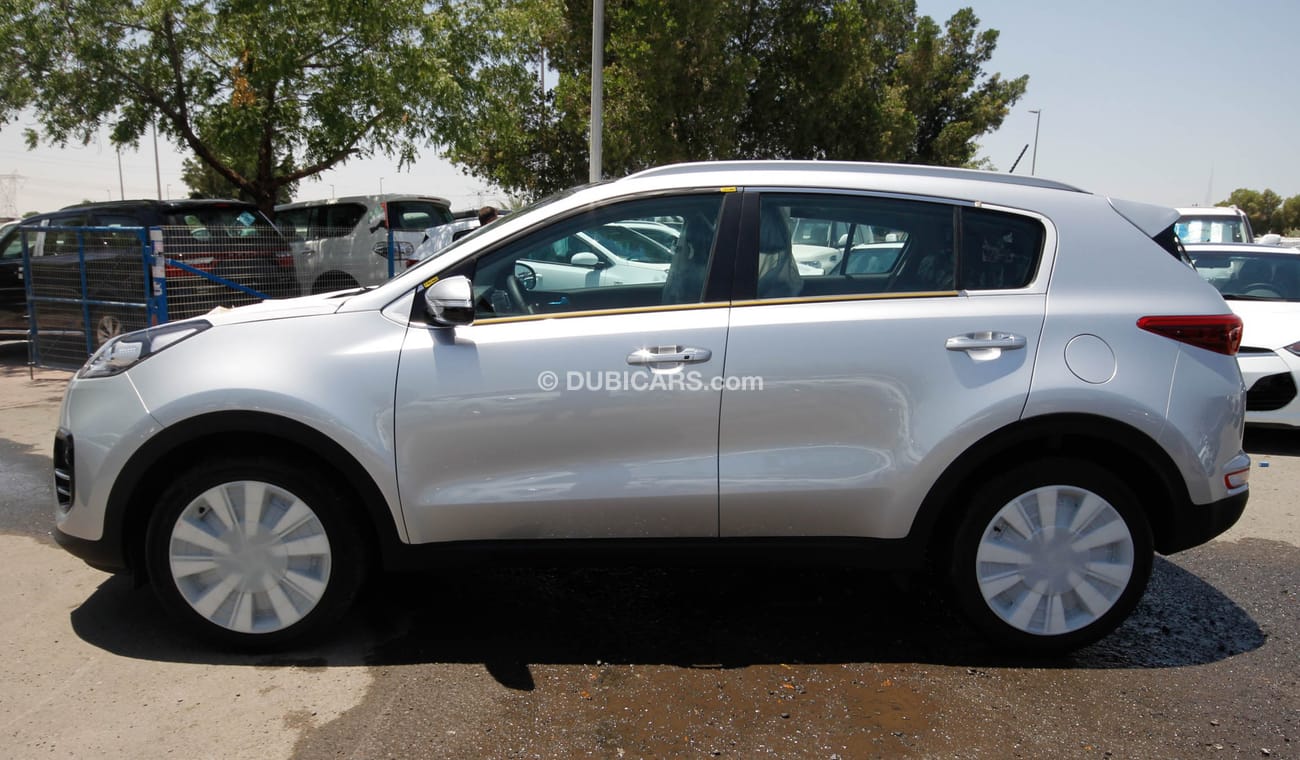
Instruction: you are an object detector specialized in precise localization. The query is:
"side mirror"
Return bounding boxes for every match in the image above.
[423,275,474,327]
[570,251,601,268]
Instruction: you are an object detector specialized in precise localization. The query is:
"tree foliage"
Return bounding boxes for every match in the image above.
[443,0,1028,199]
[1219,188,1298,235]
[0,0,472,213]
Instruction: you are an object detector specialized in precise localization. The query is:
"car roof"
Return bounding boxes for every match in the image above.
[626,160,1088,193]
[1175,206,1245,217]
[1183,242,1300,254]
[276,194,451,210]
[55,198,259,213]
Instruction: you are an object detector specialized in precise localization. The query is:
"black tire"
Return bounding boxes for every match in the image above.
[949,458,1153,655]
[145,455,369,649]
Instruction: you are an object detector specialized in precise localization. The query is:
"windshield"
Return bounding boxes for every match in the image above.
[1176,215,1251,244]
[1189,250,1300,301]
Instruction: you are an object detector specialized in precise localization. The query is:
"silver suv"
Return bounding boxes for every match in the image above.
[53,162,1250,653]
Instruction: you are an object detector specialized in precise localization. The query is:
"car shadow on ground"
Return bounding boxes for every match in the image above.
[69,553,1264,677]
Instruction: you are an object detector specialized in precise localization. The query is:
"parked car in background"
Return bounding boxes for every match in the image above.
[413,217,481,262]
[1187,241,1300,427]
[0,221,23,339]
[0,200,298,346]
[1176,206,1255,243]
[54,161,1248,654]
[275,194,453,294]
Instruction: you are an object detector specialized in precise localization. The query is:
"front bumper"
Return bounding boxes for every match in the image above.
[53,525,128,574]
[1239,349,1300,427]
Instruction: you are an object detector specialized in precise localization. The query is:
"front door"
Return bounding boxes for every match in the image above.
[394,191,738,543]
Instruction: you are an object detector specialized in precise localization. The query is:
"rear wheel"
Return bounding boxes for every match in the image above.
[145,456,368,649]
[950,458,1153,654]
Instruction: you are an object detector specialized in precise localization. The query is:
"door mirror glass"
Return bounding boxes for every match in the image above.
[422,275,474,327]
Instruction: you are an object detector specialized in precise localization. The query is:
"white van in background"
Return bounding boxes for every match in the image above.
[1175,206,1255,244]
[276,194,453,293]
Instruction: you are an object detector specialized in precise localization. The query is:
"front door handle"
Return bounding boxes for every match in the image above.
[627,345,713,366]
[945,332,1026,361]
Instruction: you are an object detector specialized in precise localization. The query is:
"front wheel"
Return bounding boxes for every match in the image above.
[950,459,1153,654]
[145,456,368,649]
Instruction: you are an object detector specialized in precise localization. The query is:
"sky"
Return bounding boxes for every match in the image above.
[2,0,1297,217]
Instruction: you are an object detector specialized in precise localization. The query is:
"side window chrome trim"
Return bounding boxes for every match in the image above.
[474,300,732,326]
[731,291,959,308]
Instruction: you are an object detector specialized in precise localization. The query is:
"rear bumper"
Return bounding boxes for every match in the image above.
[1158,489,1249,554]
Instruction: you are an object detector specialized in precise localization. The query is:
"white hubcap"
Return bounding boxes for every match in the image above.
[975,484,1134,636]
[168,480,332,634]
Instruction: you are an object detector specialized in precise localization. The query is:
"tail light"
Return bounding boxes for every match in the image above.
[165,256,215,278]
[1137,314,1243,355]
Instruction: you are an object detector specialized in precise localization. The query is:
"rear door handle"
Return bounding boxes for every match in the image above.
[627,345,713,366]
[945,332,1026,361]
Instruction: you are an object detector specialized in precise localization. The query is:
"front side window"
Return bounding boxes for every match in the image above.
[1,225,21,259]
[468,194,725,319]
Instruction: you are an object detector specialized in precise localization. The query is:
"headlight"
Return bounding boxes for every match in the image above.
[78,320,211,379]
[1286,341,1300,358]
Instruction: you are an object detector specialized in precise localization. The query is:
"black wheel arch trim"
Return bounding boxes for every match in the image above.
[909,412,1220,559]
[104,410,403,578]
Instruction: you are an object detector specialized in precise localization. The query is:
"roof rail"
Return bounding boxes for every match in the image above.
[625,160,1087,193]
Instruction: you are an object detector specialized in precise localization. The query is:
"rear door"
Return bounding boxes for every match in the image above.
[717,190,1050,539]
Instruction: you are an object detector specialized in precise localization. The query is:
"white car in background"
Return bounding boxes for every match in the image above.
[1187,242,1300,427]
[515,223,675,291]
[1176,206,1254,244]
[276,194,454,293]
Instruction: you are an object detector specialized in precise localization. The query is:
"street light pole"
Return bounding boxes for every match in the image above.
[1028,109,1042,176]
[589,0,604,184]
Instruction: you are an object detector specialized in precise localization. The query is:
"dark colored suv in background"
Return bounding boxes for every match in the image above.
[0,199,299,347]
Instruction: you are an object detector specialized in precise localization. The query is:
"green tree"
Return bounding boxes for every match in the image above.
[179,155,295,205]
[1278,194,1300,236]
[443,0,1026,199]
[0,0,472,214]
[1220,188,1282,235]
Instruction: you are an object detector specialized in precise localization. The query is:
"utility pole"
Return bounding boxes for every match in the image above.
[589,0,603,184]
[153,122,162,200]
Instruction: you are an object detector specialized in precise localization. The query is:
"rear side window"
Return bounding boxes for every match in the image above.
[960,208,1044,290]
[323,204,366,232]
[164,205,279,237]
[749,194,1044,300]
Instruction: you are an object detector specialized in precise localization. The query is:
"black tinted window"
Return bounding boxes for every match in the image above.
[959,208,1044,290]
